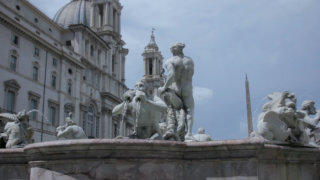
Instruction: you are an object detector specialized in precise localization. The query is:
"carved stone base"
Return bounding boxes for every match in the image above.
[1,139,320,179]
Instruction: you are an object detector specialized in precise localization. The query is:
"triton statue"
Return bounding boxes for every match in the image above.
[56,113,87,140]
[0,110,34,148]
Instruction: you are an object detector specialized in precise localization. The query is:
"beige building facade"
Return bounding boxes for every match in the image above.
[0,0,132,142]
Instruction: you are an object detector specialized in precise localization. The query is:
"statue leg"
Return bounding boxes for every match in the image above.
[163,107,179,140]
[177,109,186,141]
[183,96,194,137]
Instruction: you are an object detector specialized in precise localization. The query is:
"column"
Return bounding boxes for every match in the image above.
[109,5,113,28]
[90,4,95,27]
[121,57,125,81]
[153,58,157,75]
[103,3,108,26]
[117,12,121,33]
[114,12,118,32]
[95,6,99,28]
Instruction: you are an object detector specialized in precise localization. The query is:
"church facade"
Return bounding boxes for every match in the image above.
[0,0,133,142]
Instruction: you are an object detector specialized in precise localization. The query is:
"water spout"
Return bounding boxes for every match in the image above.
[27,109,49,122]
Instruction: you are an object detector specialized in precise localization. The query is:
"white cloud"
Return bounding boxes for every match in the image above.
[193,86,213,105]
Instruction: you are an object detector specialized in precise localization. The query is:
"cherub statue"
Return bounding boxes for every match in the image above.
[252,91,309,144]
[0,110,34,148]
[112,81,167,139]
[192,128,212,142]
[56,113,87,140]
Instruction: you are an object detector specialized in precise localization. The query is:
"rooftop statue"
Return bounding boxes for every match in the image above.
[113,81,167,139]
[0,110,34,148]
[56,113,87,140]
[159,43,195,141]
[298,100,320,144]
[252,91,310,144]
[192,128,213,142]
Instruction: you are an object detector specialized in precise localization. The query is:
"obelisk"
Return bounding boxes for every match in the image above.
[245,74,253,136]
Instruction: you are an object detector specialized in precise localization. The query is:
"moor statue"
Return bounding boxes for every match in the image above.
[159,43,195,141]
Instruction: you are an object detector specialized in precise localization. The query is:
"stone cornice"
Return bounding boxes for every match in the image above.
[69,24,111,50]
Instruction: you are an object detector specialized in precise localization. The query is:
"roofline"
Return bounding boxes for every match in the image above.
[22,0,65,31]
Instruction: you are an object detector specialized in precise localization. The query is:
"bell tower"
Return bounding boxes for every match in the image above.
[142,29,164,96]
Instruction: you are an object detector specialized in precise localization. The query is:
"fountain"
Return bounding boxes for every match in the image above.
[1,44,320,180]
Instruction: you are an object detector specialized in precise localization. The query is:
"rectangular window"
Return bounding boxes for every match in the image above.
[95,73,100,89]
[10,55,17,71]
[33,66,38,81]
[67,81,72,95]
[89,70,94,85]
[52,58,57,66]
[149,58,153,75]
[85,40,89,57]
[112,54,115,74]
[29,99,38,121]
[34,47,40,57]
[6,91,15,113]
[97,50,101,65]
[90,45,94,57]
[82,111,87,131]
[51,74,56,88]
[96,117,100,138]
[49,106,56,125]
[82,69,86,80]
[11,34,19,46]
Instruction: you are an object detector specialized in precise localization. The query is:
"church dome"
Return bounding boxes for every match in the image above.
[53,0,91,28]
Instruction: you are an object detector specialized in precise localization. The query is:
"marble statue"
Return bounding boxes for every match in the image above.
[297,100,320,144]
[252,91,309,144]
[0,110,34,148]
[192,128,212,142]
[159,43,195,141]
[56,113,87,140]
[113,81,167,139]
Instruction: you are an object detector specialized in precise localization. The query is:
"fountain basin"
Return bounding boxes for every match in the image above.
[0,139,319,179]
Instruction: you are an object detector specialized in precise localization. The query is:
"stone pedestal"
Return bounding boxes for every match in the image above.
[0,139,320,179]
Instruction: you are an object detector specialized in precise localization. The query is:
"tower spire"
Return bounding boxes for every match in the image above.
[245,74,253,137]
[142,29,164,95]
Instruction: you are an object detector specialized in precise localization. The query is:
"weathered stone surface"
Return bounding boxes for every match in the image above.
[1,139,320,179]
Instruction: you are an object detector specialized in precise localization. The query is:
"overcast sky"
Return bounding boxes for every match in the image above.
[29,0,320,140]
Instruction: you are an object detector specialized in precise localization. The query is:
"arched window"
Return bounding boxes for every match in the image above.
[149,58,153,75]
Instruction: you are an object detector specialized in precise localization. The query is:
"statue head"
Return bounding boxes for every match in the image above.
[170,43,185,56]
[65,116,76,126]
[301,100,316,115]
[123,89,136,102]
[134,81,146,92]
[198,128,205,134]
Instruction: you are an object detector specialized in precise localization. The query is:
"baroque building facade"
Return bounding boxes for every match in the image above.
[0,0,133,142]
